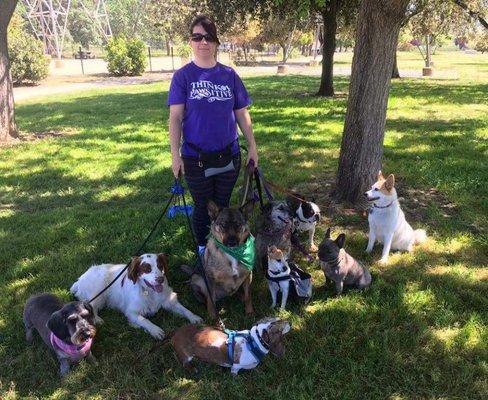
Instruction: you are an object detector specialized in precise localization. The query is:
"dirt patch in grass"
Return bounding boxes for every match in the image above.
[290,174,461,230]
[0,129,77,147]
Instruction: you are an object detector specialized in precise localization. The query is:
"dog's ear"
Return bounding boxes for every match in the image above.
[335,233,346,249]
[272,319,291,335]
[241,200,254,220]
[47,310,70,340]
[83,301,94,316]
[157,253,169,275]
[325,227,331,239]
[378,170,384,180]
[385,174,395,190]
[207,200,220,221]
[281,321,291,335]
[128,256,141,284]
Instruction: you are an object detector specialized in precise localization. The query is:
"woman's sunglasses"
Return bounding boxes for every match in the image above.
[191,33,216,43]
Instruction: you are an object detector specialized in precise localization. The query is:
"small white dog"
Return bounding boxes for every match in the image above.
[364,172,427,264]
[70,253,202,339]
[265,246,291,310]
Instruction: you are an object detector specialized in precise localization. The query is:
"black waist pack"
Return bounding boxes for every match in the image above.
[187,142,236,177]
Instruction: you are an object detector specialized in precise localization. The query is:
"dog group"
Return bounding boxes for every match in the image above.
[23,171,426,377]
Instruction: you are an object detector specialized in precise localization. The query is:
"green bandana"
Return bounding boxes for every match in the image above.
[209,234,255,271]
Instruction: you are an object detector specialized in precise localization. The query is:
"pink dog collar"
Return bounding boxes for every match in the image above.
[50,331,92,359]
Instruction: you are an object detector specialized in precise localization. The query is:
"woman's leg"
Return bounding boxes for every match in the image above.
[212,155,241,207]
[183,158,214,246]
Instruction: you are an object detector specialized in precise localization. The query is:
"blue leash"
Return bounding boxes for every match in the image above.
[225,329,266,365]
[167,181,193,218]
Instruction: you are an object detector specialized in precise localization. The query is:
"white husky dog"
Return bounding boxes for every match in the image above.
[364,172,427,264]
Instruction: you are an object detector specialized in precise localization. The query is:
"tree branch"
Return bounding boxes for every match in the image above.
[452,0,488,30]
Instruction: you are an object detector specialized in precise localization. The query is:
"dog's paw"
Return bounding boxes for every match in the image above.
[94,315,104,325]
[379,257,389,265]
[149,326,165,340]
[189,314,203,324]
[365,246,373,254]
[309,243,318,253]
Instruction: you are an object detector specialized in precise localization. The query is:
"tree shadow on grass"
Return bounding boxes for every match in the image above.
[1,75,487,398]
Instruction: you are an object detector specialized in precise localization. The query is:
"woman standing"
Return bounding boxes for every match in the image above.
[168,15,258,256]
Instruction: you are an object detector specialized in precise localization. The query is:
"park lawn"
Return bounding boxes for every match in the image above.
[1,56,487,399]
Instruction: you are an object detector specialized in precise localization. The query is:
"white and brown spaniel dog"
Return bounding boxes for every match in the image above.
[70,253,202,339]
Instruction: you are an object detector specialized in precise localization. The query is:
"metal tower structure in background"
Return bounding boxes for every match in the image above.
[23,0,71,59]
[22,0,112,59]
[79,0,112,40]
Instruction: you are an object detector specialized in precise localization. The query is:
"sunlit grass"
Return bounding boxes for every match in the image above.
[0,50,487,399]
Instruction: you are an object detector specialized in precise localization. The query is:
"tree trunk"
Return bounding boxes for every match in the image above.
[0,0,18,142]
[317,0,339,97]
[335,0,409,204]
[392,50,400,78]
[165,37,171,56]
[280,44,287,63]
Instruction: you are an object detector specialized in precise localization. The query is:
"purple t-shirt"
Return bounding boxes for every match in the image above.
[167,62,252,158]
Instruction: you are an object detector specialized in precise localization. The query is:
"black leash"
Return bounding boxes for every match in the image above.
[176,176,223,326]
[86,190,177,304]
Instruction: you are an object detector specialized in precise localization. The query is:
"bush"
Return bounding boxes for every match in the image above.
[175,43,192,58]
[105,36,147,76]
[8,15,49,85]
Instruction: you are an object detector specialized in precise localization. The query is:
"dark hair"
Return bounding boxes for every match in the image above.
[190,15,220,45]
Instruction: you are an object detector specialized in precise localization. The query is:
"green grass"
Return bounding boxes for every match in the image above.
[1,51,487,399]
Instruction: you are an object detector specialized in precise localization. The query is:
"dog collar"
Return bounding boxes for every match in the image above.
[50,331,92,359]
[370,200,396,213]
[373,200,396,209]
[295,213,316,224]
[269,265,288,275]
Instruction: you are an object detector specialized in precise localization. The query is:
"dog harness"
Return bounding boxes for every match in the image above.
[224,329,267,365]
[50,331,92,360]
[208,234,256,271]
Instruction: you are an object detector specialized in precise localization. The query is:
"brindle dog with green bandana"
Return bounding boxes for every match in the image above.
[182,200,255,319]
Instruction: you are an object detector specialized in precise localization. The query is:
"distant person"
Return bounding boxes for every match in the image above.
[167,15,258,259]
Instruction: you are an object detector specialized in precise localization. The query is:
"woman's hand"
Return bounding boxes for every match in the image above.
[246,146,258,168]
[172,154,184,178]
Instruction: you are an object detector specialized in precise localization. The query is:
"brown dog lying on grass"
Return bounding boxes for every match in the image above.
[163,318,291,375]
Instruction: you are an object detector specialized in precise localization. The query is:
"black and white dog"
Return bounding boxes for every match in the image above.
[23,293,97,377]
[287,195,321,252]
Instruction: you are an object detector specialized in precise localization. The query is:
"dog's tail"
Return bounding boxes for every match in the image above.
[414,229,427,244]
[135,331,175,366]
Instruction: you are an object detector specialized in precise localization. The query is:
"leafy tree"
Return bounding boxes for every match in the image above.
[147,0,200,55]
[106,0,151,39]
[258,13,308,63]
[225,17,262,62]
[474,31,488,52]
[68,1,101,49]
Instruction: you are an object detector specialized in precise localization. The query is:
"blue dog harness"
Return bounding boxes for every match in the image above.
[224,329,267,365]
